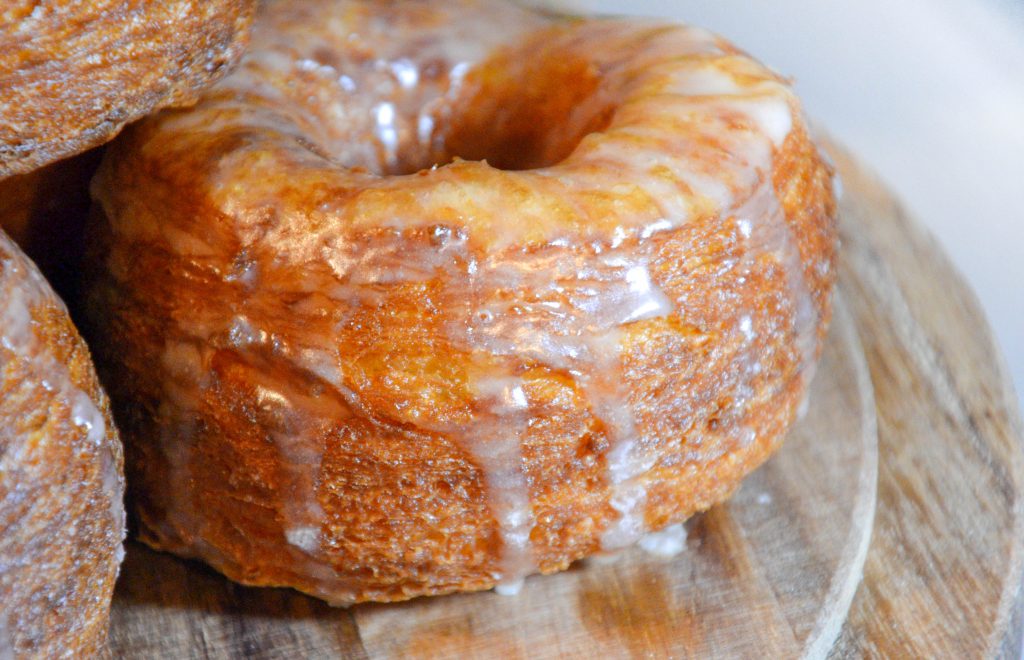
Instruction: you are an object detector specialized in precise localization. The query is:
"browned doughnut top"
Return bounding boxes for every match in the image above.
[1,230,125,656]
[87,0,837,603]
[0,0,254,178]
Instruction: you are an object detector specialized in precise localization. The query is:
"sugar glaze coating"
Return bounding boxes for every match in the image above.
[87,0,837,603]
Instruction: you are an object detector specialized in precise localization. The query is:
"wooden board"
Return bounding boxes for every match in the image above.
[107,142,1024,658]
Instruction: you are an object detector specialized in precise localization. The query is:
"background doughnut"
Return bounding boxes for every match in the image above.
[0,0,254,178]
[1,230,125,657]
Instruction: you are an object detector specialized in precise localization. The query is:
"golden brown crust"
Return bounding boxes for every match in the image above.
[0,0,255,178]
[84,0,837,604]
[0,230,126,657]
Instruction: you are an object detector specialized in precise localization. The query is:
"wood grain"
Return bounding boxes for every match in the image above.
[106,142,1024,657]
[824,141,1024,659]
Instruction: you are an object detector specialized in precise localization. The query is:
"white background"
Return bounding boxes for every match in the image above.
[575,0,1024,409]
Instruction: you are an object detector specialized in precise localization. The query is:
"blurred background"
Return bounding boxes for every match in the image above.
[577,0,1024,408]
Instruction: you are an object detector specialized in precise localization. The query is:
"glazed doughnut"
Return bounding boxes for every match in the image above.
[1,230,125,656]
[85,0,837,603]
[0,0,255,178]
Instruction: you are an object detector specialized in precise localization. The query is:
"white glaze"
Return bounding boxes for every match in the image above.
[252,381,330,569]
[797,391,812,421]
[734,178,818,380]
[638,522,688,558]
[493,579,524,596]
[469,375,535,593]
[158,318,356,603]
[457,247,674,554]
[325,229,676,578]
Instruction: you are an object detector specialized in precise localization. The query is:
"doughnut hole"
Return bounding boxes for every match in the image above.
[262,21,619,176]
[439,33,618,172]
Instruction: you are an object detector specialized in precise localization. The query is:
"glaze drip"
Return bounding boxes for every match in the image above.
[734,176,818,385]
[254,379,346,601]
[159,324,357,604]
[456,245,675,569]
[639,522,688,558]
[468,376,534,594]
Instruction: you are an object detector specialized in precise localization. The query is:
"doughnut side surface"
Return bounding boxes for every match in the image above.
[0,230,126,656]
[85,0,837,603]
[0,0,255,178]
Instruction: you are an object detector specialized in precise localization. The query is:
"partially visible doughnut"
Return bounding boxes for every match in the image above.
[1,230,125,656]
[86,0,837,603]
[0,0,255,178]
